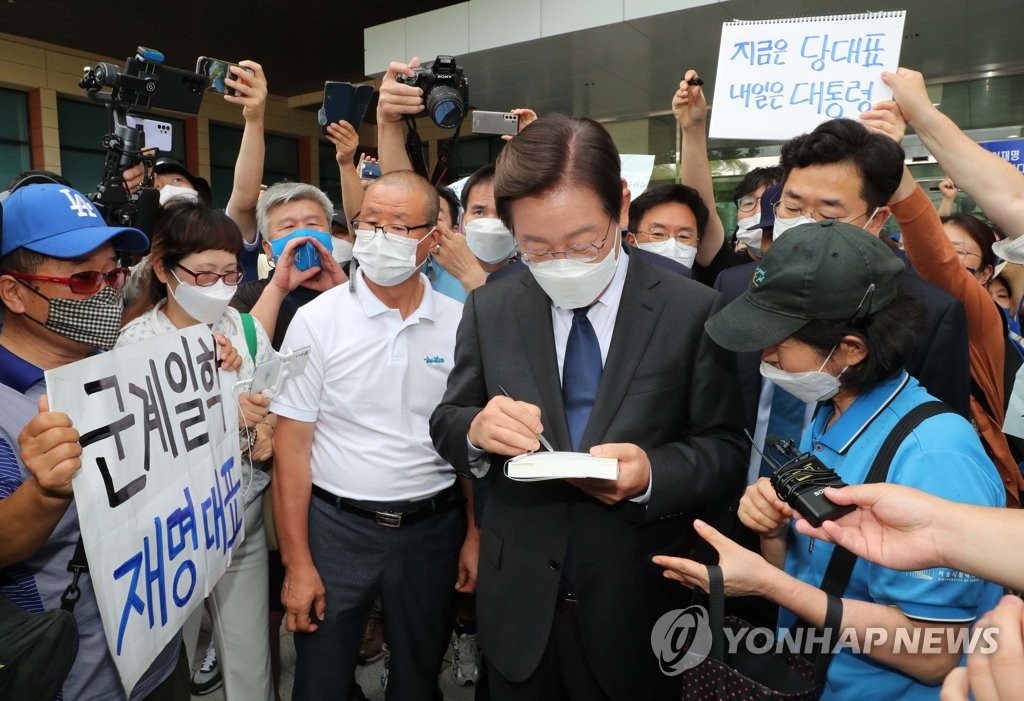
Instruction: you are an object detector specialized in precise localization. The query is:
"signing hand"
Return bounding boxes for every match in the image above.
[567,443,651,505]
[468,395,543,456]
[738,476,792,538]
[671,69,707,129]
[653,519,777,598]
[793,483,944,572]
[282,563,326,633]
[224,60,268,123]
[18,395,81,500]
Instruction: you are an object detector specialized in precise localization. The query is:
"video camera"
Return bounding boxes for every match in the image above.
[79,47,207,234]
[397,55,469,130]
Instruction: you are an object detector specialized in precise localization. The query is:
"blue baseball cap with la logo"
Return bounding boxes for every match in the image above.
[1,183,149,258]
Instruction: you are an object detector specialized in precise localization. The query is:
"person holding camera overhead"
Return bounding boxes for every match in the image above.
[656,221,1005,701]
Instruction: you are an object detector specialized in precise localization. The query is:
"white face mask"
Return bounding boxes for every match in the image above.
[159,185,199,206]
[994,236,1024,265]
[331,238,354,265]
[526,240,619,310]
[635,238,698,269]
[759,346,845,404]
[771,214,816,240]
[735,217,763,256]
[169,272,235,324]
[465,218,516,264]
[353,229,432,287]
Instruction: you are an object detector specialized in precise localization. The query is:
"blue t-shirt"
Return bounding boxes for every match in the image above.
[777,371,1005,701]
[0,346,180,700]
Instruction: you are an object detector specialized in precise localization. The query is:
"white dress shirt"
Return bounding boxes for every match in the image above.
[271,270,463,501]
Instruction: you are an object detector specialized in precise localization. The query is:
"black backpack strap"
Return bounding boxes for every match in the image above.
[60,536,88,612]
[813,400,950,679]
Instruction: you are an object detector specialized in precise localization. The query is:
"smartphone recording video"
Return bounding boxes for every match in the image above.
[196,57,254,97]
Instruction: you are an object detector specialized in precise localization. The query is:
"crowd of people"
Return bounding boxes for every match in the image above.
[2,47,1024,701]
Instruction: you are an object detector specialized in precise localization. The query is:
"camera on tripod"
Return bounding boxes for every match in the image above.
[79,47,207,234]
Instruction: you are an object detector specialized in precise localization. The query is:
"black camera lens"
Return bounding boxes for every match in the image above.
[427,85,466,129]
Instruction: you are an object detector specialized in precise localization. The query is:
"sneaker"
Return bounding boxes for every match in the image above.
[358,602,385,664]
[190,639,223,696]
[450,630,482,686]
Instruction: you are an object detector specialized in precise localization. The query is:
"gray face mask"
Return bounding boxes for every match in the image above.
[21,283,124,350]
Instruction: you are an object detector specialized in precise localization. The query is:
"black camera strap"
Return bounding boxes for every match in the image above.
[811,399,950,680]
[402,115,464,186]
[403,116,430,180]
[430,122,462,186]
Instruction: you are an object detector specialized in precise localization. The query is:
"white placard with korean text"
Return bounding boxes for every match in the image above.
[621,154,657,198]
[709,11,907,141]
[46,326,243,695]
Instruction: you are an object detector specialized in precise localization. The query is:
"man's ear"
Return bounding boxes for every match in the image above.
[863,206,892,237]
[0,275,27,314]
[262,239,275,262]
[619,179,631,229]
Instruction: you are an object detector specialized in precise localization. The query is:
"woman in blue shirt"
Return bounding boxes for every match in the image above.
[655,221,1004,700]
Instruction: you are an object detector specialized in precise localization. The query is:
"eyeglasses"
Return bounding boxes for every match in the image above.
[952,248,982,265]
[519,218,617,263]
[175,264,244,287]
[351,220,436,244]
[773,200,875,225]
[632,227,698,245]
[7,267,131,294]
[737,195,761,213]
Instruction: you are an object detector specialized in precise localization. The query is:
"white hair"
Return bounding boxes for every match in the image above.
[256,182,334,239]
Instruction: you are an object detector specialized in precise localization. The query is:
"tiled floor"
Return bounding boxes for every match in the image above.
[192,623,478,700]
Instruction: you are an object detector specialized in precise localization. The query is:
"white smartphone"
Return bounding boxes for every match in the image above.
[472,111,519,136]
[249,346,311,398]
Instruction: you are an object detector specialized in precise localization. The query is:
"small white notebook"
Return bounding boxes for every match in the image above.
[505,452,619,482]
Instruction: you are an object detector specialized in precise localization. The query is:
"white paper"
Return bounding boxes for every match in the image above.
[621,154,657,198]
[709,11,906,141]
[505,451,619,481]
[46,327,243,694]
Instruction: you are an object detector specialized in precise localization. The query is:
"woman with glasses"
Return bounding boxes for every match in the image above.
[119,201,277,700]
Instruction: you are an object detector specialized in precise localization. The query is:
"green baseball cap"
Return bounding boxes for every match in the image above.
[705,220,905,352]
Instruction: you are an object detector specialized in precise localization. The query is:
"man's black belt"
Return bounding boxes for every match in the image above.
[311,484,460,528]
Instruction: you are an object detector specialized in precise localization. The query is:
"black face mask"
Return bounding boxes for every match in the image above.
[19,282,124,350]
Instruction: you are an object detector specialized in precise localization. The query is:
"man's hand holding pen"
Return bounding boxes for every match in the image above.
[468,395,545,456]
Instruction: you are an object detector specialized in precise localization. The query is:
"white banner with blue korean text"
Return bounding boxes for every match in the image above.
[709,11,907,141]
[46,326,243,695]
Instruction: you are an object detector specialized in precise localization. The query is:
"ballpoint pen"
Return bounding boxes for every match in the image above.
[497,384,554,452]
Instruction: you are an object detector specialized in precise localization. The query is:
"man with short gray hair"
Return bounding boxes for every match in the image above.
[231,182,347,348]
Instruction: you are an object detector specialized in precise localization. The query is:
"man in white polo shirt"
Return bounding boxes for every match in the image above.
[270,171,466,700]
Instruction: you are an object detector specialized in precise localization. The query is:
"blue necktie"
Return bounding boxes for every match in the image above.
[562,306,603,451]
[760,385,806,477]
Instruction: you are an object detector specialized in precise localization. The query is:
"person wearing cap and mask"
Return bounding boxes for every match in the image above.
[271,170,469,700]
[0,183,239,699]
[655,220,1005,701]
[430,114,746,701]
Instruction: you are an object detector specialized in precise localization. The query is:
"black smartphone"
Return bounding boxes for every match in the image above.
[195,57,254,97]
[319,82,375,135]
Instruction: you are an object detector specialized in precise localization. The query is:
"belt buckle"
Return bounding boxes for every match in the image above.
[376,511,402,528]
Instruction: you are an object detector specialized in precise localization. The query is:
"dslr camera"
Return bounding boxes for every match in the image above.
[397,55,469,130]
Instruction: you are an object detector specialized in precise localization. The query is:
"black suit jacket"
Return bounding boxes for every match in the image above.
[713,257,971,432]
[430,253,746,700]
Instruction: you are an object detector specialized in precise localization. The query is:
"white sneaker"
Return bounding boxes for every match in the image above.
[191,639,223,696]
[450,630,482,686]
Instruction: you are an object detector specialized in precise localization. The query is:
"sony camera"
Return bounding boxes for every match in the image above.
[396,55,469,130]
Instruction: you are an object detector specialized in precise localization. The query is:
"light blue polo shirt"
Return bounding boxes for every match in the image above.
[777,371,1005,701]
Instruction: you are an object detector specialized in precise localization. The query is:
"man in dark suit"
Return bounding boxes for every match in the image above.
[429,114,747,701]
